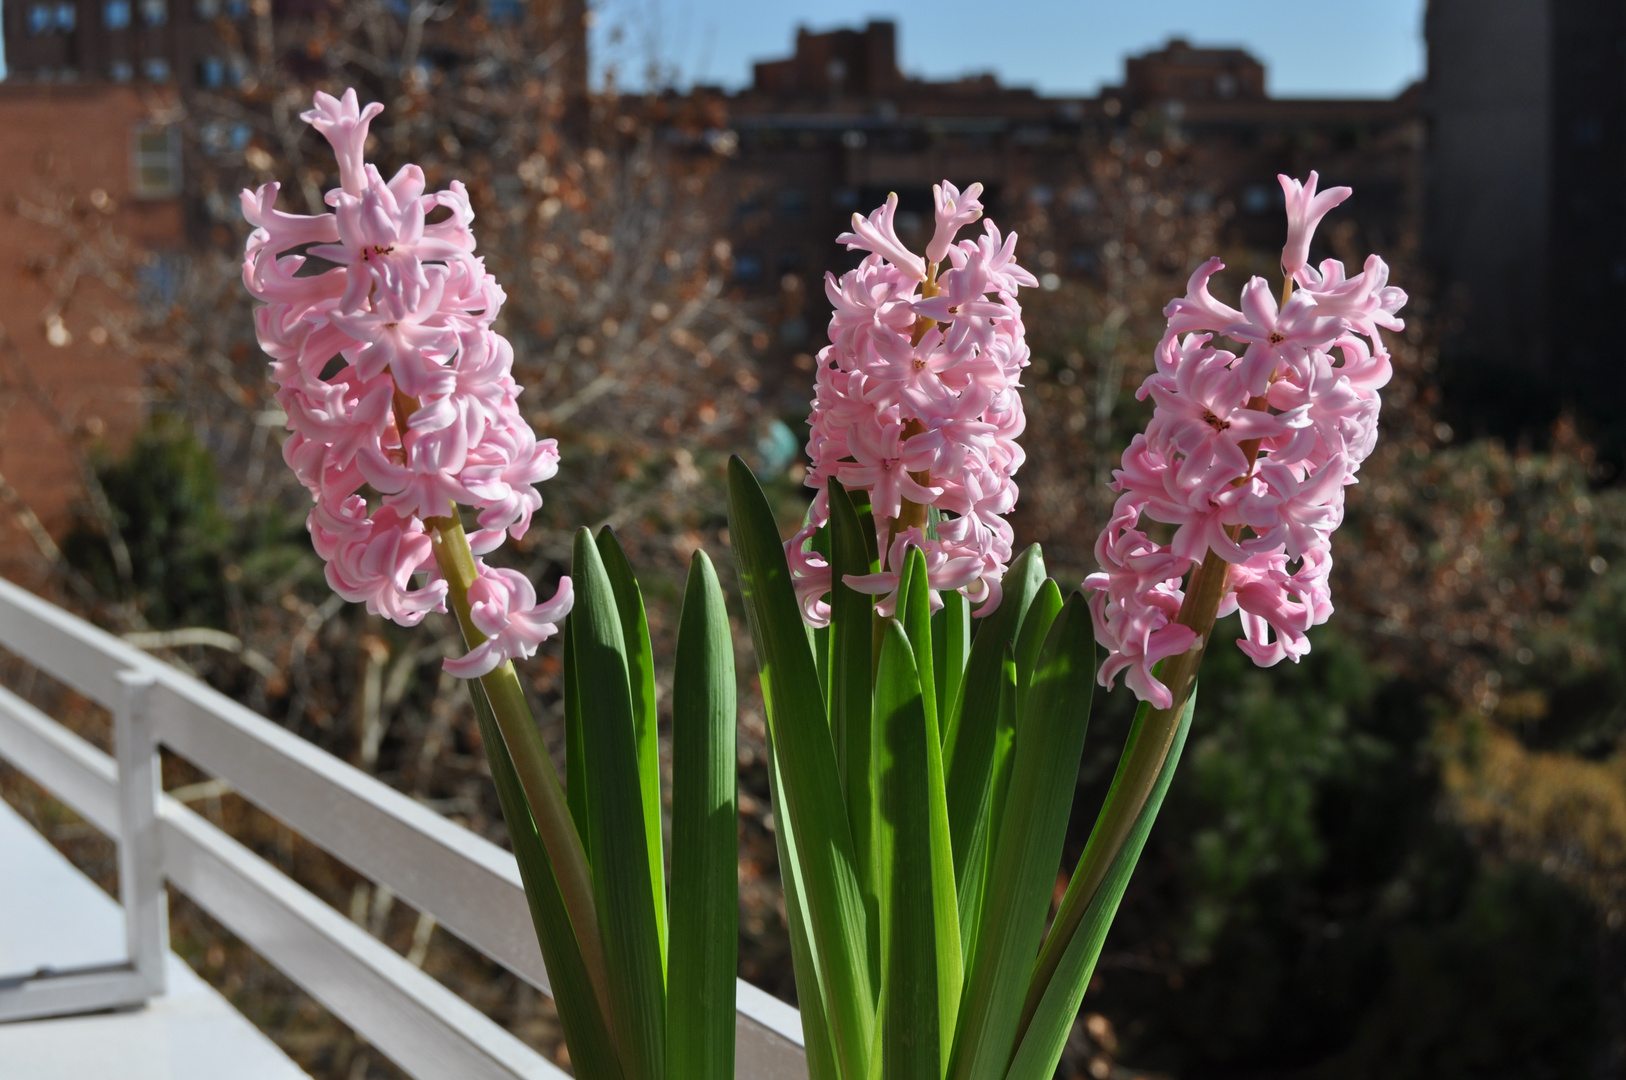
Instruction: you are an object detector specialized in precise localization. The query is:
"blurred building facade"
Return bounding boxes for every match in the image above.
[0,83,185,582]
[0,1,592,581]
[3,0,589,98]
[4,0,244,88]
[1425,0,1626,456]
[708,22,1421,349]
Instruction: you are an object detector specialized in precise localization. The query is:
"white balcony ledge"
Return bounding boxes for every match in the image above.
[0,576,807,1079]
[0,797,310,1079]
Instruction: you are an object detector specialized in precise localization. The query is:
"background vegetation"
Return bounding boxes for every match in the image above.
[2,5,1623,1078]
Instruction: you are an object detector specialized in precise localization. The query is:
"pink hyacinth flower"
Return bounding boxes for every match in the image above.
[1085,174,1402,703]
[244,90,571,678]
[790,180,1032,622]
[1278,170,1351,278]
[445,569,575,679]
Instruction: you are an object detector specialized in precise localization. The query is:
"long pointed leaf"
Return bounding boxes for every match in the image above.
[468,676,625,1080]
[1012,580,1064,725]
[597,526,668,966]
[948,594,1095,1080]
[564,614,591,862]
[982,581,1065,889]
[727,457,875,1080]
[667,551,738,1080]
[899,548,938,737]
[942,545,1046,891]
[573,528,667,1080]
[874,620,940,1080]
[936,589,970,744]
[768,734,841,1080]
[1005,689,1196,1080]
[828,476,879,986]
[955,643,1016,976]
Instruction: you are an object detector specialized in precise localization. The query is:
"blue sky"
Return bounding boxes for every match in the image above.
[1,1,1426,95]
[592,0,1428,98]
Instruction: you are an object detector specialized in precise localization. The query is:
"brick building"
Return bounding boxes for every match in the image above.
[1424,0,1626,460]
[711,23,1420,348]
[3,0,241,87]
[0,83,186,582]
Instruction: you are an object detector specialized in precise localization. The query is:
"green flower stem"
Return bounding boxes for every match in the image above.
[1013,554,1223,1046]
[1015,394,1273,1048]
[426,508,613,1028]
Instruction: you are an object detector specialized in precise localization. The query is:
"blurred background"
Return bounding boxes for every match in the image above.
[0,1,1623,1077]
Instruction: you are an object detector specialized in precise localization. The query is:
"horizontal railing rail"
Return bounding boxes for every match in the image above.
[0,576,805,1080]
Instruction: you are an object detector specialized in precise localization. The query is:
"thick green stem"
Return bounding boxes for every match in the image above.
[427,509,613,1026]
[1016,391,1275,1047]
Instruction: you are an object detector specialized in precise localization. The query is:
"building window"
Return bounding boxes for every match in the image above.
[54,2,77,30]
[27,4,53,34]
[110,59,134,82]
[198,55,225,87]
[104,0,131,28]
[487,0,524,21]
[733,253,764,282]
[194,0,217,15]
[140,0,167,25]
[778,188,807,219]
[200,120,251,157]
[142,57,172,81]
[132,124,181,199]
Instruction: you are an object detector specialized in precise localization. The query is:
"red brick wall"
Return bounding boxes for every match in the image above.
[0,83,184,586]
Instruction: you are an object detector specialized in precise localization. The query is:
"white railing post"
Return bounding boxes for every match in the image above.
[0,670,168,1022]
[115,669,168,999]
[0,576,809,1076]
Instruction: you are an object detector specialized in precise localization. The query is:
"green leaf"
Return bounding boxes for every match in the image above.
[828,477,879,983]
[899,547,938,738]
[1005,689,1196,1080]
[467,675,625,1080]
[596,526,668,966]
[768,732,842,1080]
[942,545,1046,890]
[1012,580,1064,725]
[667,551,738,1080]
[935,588,971,743]
[572,528,667,1080]
[873,620,942,1080]
[564,613,591,863]
[980,581,1065,893]
[948,594,1096,1080]
[954,643,1016,975]
[727,457,876,1080]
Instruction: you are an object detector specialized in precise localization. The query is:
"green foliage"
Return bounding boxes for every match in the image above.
[1322,863,1599,1080]
[1073,622,1606,1079]
[727,456,875,1080]
[732,462,1147,1080]
[667,551,738,1080]
[467,676,626,1080]
[63,414,233,626]
[571,528,668,1080]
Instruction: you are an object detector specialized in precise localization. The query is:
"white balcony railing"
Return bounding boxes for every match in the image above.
[0,576,806,1079]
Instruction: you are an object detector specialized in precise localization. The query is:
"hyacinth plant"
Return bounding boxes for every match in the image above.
[243,91,739,1080]
[729,174,1403,1080]
[244,87,1404,1080]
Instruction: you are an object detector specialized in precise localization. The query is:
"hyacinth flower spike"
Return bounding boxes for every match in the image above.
[1016,178,1407,1062]
[246,90,739,1080]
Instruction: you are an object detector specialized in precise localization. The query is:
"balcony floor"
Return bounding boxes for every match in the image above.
[0,798,312,1079]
